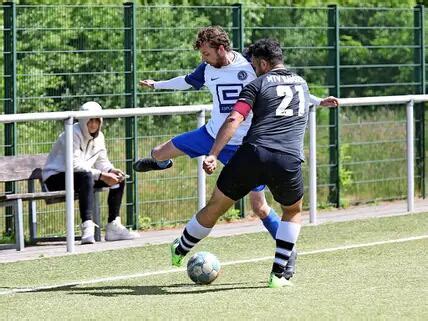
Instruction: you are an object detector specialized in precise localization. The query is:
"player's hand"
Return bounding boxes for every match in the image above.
[203,155,218,175]
[139,79,156,89]
[100,172,121,186]
[320,96,339,108]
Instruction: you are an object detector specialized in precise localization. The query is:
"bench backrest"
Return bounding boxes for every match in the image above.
[0,154,48,182]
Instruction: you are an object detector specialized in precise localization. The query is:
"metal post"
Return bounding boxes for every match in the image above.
[406,101,415,213]
[309,105,317,224]
[232,3,244,52]
[327,4,340,207]
[65,117,75,253]
[414,4,425,198]
[3,1,17,235]
[28,180,37,243]
[93,192,101,242]
[197,110,206,210]
[14,199,24,251]
[124,2,138,229]
[232,3,245,217]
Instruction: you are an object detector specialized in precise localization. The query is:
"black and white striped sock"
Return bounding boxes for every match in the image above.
[176,215,212,256]
[272,221,301,277]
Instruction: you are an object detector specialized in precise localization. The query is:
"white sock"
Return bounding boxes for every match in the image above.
[274,221,301,267]
[179,215,212,253]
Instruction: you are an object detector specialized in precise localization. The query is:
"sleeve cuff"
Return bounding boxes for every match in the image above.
[309,94,322,106]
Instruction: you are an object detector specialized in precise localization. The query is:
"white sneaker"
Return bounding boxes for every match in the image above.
[105,217,138,241]
[81,220,95,245]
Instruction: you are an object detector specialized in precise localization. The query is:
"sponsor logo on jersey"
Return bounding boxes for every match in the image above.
[237,70,248,81]
[216,84,244,113]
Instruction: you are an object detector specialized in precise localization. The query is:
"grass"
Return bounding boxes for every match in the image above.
[0,212,427,320]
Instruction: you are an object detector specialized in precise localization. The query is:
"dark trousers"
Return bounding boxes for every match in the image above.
[45,171,125,223]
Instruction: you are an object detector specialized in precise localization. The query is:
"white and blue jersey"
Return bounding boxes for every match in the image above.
[184,51,256,145]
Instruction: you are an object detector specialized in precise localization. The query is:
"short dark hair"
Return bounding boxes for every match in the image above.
[194,26,231,51]
[247,38,283,66]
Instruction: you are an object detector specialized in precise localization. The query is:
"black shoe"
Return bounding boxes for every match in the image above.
[133,158,173,172]
[284,248,297,280]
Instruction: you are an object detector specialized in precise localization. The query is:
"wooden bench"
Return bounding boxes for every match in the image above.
[0,154,105,251]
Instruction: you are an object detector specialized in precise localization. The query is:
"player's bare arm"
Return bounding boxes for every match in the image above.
[203,111,244,175]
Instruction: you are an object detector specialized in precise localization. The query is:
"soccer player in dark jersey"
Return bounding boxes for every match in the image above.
[170,38,317,288]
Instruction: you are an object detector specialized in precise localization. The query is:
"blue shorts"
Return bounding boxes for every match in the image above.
[171,126,265,192]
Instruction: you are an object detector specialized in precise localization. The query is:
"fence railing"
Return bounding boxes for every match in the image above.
[0,94,424,252]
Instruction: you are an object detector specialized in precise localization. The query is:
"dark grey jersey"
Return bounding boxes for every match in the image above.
[238,68,310,160]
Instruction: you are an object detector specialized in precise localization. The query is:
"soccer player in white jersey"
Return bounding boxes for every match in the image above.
[134,26,338,280]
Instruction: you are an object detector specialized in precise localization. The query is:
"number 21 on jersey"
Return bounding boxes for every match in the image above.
[275,85,306,117]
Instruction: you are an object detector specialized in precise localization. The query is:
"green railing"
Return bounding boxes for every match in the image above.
[0,4,426,242]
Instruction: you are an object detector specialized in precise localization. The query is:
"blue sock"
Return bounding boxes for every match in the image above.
[261,208,280,239]
[156,159,171,168]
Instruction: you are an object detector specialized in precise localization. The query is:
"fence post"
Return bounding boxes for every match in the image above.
[232,3,244,52]
[197,110,206,210]
[327,4,340,207]
[232,3,245,217]
[124,2,138,229]
[309,105,317,224]
[3,2,17,235]
[406,100,415,213]
[414,4,425,198]
[65,117,75,253]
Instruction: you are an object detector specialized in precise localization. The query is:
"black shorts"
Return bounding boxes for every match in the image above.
[217,143,304,206]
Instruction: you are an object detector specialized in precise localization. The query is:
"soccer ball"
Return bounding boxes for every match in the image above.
[187,251,221,285]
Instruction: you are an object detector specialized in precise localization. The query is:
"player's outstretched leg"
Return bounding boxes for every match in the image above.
[133,158,173,172]
[134,142,182,172]
[170,215,212,267]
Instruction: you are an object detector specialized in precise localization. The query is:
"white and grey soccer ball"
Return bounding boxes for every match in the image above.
[187,251,221,285]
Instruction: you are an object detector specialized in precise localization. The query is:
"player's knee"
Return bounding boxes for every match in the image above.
[251,203,270,219]
[249,193,270,218]
[281,198,302,222]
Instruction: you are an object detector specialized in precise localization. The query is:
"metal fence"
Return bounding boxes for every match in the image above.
[0,4,427,242]
[0,94,420,252]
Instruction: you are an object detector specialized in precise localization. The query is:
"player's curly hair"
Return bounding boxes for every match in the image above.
[246,38,283,66]
[194,26,231,51]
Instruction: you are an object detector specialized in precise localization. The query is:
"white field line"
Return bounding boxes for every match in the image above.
[1,234,427,296]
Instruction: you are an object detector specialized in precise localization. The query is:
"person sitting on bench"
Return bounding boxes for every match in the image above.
[42,101,138,244]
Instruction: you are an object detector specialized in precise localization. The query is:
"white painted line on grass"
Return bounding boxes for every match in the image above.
[1,234,427,296]
[221,234,428,266]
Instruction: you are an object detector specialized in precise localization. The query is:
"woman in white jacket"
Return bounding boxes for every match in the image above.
[42,101,137,244]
